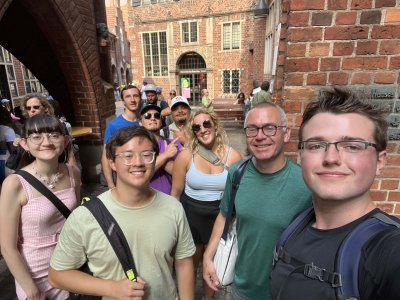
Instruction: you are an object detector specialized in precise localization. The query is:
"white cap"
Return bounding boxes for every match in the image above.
[171,96,190,109]
[1,98,10,104]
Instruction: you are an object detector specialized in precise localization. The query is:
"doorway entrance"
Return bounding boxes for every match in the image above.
[177,52,207,106]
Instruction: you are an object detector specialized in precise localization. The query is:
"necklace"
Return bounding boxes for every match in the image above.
[34,162,61,189]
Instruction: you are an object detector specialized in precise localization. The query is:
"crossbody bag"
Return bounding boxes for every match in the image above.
[15,170,138,299]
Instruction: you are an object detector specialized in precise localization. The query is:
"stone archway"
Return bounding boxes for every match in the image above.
[0,0,116,181]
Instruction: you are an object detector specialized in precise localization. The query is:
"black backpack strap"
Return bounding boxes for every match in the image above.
[336,212,400,300]
[83,197,138,282]
[15,170,71,218]
[162,126,170,139]
[273,207,314,266]
[221,158,251,241]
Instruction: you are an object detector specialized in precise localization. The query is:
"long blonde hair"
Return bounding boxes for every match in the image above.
[187,109,228,158]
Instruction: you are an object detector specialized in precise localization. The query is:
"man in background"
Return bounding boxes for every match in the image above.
[101,84,140,189]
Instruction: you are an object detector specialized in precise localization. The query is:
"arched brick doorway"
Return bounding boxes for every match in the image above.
[0,0,116,181]
[176,52,207,105]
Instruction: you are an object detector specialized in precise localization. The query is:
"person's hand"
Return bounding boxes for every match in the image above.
[171,126,187,146]
[203,256,220,292]
[25,283,46,300]
[164,137,179,159]
[112,277,146,300]
[13,137,21,147]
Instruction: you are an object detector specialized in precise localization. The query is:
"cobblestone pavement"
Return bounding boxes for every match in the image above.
[0,126,245,300]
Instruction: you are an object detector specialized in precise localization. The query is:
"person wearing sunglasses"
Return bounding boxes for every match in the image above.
[21,93,54,119]
[49,126,196,300]
[0,114,80,300]
[171,109,242,300]
[8,93,77,171]
[140,104,182,195]
[140,84,171,127]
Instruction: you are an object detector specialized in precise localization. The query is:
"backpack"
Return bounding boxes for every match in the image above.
[272,207,400,300]
[162,126,170,139]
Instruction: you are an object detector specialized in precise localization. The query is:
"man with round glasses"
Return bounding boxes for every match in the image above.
[140,104,181,194]
[49,126,196,299]
[203,102,311,299]
[270,88,400,299]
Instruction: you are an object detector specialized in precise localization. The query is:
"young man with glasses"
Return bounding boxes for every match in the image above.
[101,85,140,189]
[49,126,196,299]
[203,102,311,300]
[140,104,181,194]
[269,88,400,299]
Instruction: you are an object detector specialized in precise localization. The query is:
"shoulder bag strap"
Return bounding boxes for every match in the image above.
[15,170,71,219]
[221,158,251,241]
[83,197,138,282]
[197,144,224,167]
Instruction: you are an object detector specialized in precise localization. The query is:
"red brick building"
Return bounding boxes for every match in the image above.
[106,0,132,85]
[120,0,279,104]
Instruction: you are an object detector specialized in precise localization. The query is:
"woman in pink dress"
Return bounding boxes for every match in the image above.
[0,114,80,300]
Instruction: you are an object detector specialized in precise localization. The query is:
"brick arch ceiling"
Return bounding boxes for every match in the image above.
[0,0,107,138]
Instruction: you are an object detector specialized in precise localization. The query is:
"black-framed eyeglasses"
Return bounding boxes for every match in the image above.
[25,105,42,111]
[192,120,213,133]
[143,112,161,120]
[298,140,378,154]
[244,124,286,137]
[114,150,156,165]
[28,132,64,145]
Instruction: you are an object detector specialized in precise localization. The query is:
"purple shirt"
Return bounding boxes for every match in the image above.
[150,138,182,195]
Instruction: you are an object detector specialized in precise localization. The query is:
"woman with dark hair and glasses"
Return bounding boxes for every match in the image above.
[171,109,241,299]
[9,93,77,171]
[0,114,80,299]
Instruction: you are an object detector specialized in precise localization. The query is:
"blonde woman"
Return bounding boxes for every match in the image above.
[171,109,241,299]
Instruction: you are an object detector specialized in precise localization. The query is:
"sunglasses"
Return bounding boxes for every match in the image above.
[170,93,176,96]
[143,112,161,120]
[25,105,42,111]
[192,119,213,133]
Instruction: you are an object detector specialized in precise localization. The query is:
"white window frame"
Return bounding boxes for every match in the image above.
[142,31,169,77]
[1,47,18,98]
[222,21,240,51]
[181,21,198,44]
[222,69,240,95]
[22,65,44,94]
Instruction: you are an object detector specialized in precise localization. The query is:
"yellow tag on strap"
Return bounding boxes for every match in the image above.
[127,269,136,282]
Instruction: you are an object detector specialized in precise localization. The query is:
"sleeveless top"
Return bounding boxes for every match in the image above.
[15,164,78,300]
[184,147,232,202]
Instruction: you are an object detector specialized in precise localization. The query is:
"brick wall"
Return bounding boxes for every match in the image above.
[278,0,400,214]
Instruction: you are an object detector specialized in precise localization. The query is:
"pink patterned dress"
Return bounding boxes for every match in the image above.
[15,164,78,300]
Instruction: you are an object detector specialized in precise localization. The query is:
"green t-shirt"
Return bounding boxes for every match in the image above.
[50,190,195,300]
[220,158,311,300]
[201,96,214,113]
